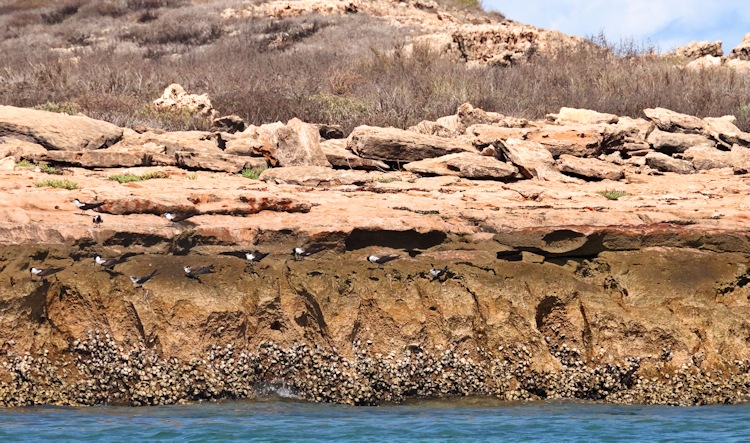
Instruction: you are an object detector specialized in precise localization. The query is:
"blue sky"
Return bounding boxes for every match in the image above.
[483,1,750,54]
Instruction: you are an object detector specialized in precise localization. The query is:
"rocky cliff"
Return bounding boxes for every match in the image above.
[2,98,750,406]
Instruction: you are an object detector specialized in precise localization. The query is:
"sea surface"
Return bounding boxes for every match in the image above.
[1,396,749,442]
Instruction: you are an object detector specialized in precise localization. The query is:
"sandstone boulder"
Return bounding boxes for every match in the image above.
[669,40,723,59]
[549,107,618,125]
[211,114,246,133]
[646,128,715,154]
[153,83,217,119]
[643,107,704,134]
[348,126,476,162]
[404,152,518,180]
[224,136,265,156]
[645,152,695,174]
[0,137,47,160]
[557,154,624,181]
[728,32,750,60]
[321,139,389,171]
[175,152,268,173]
[732,145,750,174]
[254,118,330,167]
[703,116,750,148]
[682,146,733,170]
[121,131,222,155]
[527,124,612,158]
[469,125,532,147]
[498,138,560,180]
[0,105,122,151]
[260,166,390,186]
[315,124,345,140]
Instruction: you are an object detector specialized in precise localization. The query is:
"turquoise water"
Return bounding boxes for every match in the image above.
[1,397,749,442]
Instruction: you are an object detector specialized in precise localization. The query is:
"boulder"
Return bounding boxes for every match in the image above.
[315,124,345,140]
[407,120,458,138]
[557,155,624,181]
[686,55,722,70]
[0,137,47,159]
[643,107,704,134]
[526,124,611,158]
[153,83,217,119]
[254,118,330,167]
[497,138,559,180]
[646,128,715,154]
[0,105,122,151]
[321,139,389,171]
[176,152,268,173]
[725,59,750,73]
[732,145,750,174]
[348,126,476,162]
[682,146,733,170]
[645,152,695,174]
[548,107,618,125]
[469,125,532,147]
[703,116,750,148]
[211,115,246,133]
[120,131,222,155]
[260,166,390,186]
[669,40,723,59]
[404,152,518,180]
[224,137,264,156]
[728,32,750,61]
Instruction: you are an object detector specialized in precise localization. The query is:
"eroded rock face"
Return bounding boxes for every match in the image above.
[557,154,624,181]
[153,83,217,119]
[254,118,330,167]
[498,138,558,180]
[669,40,723,59]
[643,108,705,134]
[348,125,477,162]
[404,152,518,180]
[645,152,695,174]
[728,32,750,60]
[321,139,390,171]
[0,106,122,151]
[646,128,715,154]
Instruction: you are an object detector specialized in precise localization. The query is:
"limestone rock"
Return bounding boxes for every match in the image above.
[404,152,518,180]
[643,108,704,134]
[25,149,171,168]
[123,131,222,155]
[498,138,560,180]
[315,124,345,140]
[260,166,390,186]
[725,58,750,73]
[407,120,458,138]
[557,154,624,181]
[645,152,695,174]
[527,124,612,158]
[703,116,750,148]
[321,139,389,171]
[732,145,750,174]
[682,146,732,170]
[153,83,217,119]
[0,137,47,160]
[646,128,715,154]
[211,115,246,133]
[224,136,265,157]
[0,105,122,151]
[176,152,268,173]
[348,126,476,162]
[669,40,723,59]
[468,125,532,147]
[254,118,330,167]
[686,55,722,70]
[549,107,619,125]
[728,32,750,61]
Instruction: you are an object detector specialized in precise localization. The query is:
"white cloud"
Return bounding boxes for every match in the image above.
[484,0,750,51]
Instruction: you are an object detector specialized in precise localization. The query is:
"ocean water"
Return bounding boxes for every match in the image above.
[1,397,749,442]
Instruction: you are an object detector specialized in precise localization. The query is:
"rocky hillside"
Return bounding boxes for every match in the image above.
[1,99,750,406]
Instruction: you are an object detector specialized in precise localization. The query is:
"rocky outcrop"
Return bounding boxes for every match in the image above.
[557,154,624,180]
[152,83,217,119]
[254,118,331,167]
[498,138,559,180]
[348,126,476,162]
[643,108,705,134]
[321,139,389,171]
[0,106,122,151]
[646,128,715,154]
[668,40,723,59]
[728,32,750,61]
[645,152,695,174]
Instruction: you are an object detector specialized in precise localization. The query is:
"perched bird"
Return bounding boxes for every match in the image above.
[367,254,400,266]
[92,214,103,227]
[94,255,127,270]
[129,269,157,287]
[245,250,269,263]
[72,198,105,213]
[430,265,449,281]
[293,245,325,261]
[184,265,214,279]
[30,266,65,280]
[164,212,196,224]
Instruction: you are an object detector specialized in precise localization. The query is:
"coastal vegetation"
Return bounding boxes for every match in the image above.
[0,1,748,134]
[33,178,79,189]
[109,171,170,183]
[240,167,267,180]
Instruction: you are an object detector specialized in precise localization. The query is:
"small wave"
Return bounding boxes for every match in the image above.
[253,382,300,400]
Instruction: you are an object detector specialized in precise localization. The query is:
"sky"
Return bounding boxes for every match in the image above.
[483,1,750,54]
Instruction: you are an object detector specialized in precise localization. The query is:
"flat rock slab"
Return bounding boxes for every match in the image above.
[27,149,165,168]
[645,152,696,174]
[644,107,704,134]
[176,152,268,173]
[348,125,477,162]
[557,154,624,181]
[404,152,518,180]
[321,139,389,171]
[0,105,122,151]
[260,165,393,186]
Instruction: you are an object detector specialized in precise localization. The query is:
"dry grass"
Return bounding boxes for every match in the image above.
[0,1,748,134]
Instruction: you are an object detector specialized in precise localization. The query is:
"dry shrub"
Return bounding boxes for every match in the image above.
[120,10,222,46]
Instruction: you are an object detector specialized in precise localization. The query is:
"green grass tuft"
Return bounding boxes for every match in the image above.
[598,189,628,200]
[240,167,267,180]
[34,179,79,190]
[14,160,34,169]
[109,171,169,183]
